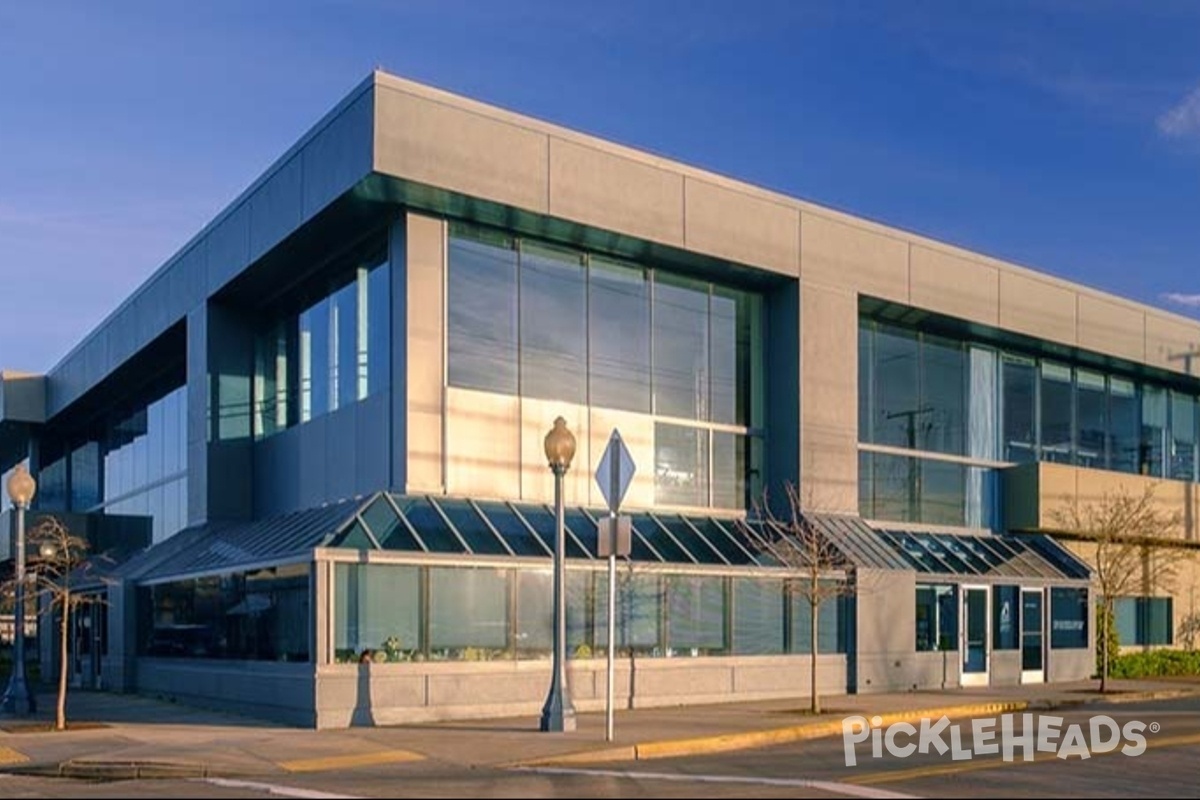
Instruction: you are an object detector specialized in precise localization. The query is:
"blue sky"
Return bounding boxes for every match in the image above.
[2,0,1199,372]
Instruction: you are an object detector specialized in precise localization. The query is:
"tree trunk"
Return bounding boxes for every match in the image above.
[810,599,820,715]
[1100,601,1109,694]
[57,600,69,731]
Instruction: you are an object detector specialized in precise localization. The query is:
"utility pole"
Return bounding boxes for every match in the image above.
[885,406,934,515]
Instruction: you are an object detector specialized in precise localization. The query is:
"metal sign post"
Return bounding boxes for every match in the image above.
[595,430,635,743]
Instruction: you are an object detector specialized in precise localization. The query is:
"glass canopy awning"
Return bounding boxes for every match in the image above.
[110,492,1090,584]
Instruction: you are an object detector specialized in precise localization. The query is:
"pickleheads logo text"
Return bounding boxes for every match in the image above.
[842,714,1152,767]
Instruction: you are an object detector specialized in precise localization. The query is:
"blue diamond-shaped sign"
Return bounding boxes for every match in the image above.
[595,429,636,513]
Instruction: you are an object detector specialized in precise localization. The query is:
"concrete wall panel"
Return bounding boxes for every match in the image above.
[1078,295,1145,364]
[999,271,1077,347]
[404,214,444,494]
[684,178,799,275]
[445,387,520,499]
[549,138,684,247]
[375,86,548,214]
[909,246,999,325]
[1145,313,1200,378]
[800,283,858,512]
[520,396,589,506]
[801,213,907,301]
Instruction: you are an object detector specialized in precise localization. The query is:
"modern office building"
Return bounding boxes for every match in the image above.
[1,71,1196,727]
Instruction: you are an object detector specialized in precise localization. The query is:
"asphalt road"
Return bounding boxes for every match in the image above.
[3,697,1198,798]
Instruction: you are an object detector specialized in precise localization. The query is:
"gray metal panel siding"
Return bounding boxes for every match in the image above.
[355,391,390,497]
[186,307,208,525]
[298,415,330,510]
[324,405,357,504]
[43,80,376,420]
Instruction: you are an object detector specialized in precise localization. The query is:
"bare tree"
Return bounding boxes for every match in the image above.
[25,517,98,731]
[1050,484,1184,692]
[736,481,855,714]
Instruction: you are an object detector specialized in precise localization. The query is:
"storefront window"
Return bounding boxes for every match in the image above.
[916,584,957,652]
[1050,587,1088,648]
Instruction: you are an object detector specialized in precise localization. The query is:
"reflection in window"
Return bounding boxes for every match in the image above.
[1075,370,1107,469]
[860,451,993,529]
[1002,355,1037,463]
[1170,392,1197,482]
[1142,387,1167,477]
[667,576,726,655]
[428,567,509,656]
[1050,587,1088,648]
[916,584,957,651]
[920,335,965,455]
[334,564,421,662]
[1109,378,1139,474]
[653,274,710,420]
[712,432,746,510]
[873,325,921,449]
[589,257,650,412]
[732,578,784,655]
[447,227,518,394]
[790,584,846,654]
[655,423,709,507]
[1040,363,1073,464]
[520,241,586,404]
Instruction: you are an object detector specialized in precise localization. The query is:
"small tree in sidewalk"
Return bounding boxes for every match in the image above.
[26,516,99,731]
[1050,484,1184,693]
[735,481,856,714]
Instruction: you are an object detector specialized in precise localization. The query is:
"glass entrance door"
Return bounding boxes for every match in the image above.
[961,585,989,686]
[1021,588,1045,683]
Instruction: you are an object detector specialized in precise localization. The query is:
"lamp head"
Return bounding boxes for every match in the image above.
[39,542,56,560]
[543,417,576,471]
[6,464,36,508]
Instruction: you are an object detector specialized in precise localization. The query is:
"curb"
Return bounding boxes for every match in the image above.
[514,701,1028,767]
[9,759,216,781]
[513,688,1200,767]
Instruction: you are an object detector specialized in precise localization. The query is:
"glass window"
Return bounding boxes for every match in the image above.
[998,357,1036,462]
[790,583,845,654]
[367,261,390,398]
[1109,378,1140,475]
[515,569,552,658]
[732,578,784,655]
[299,297,330,422]
[920,458,966,527]
[428,567,510,658]
[333,564,421,663]
[72,442,102,511]
[607,573,661,655]
[1076,369,1107,470]
[666,576,726,655]
[655,423,709,507]
[588,256,650,413]
[711,432,745,510]
[1170,392,1197,482]
[859,321,874,442]
[1040,362,1073,464]
[447,227,518,394]
[36,457,68,511]
[992,585,1019,650]
[920,335,966,455]
[519,241,587,403]
[1141,386,1167,477]
[1050,587,1088,648]
[331,278,358,412]
[872,324,921,449]
[653,274,710,420]
[916,584,957,651]
[710,288,759,426]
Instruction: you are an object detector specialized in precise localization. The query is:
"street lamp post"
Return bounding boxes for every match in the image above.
[2,464,37,716]
[540,417,577,733]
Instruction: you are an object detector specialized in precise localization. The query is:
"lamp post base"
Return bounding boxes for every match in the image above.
[1,674,36,716]
[539,693,577,733]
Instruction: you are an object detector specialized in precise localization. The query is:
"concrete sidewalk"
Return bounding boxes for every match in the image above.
[1,679,1197,780]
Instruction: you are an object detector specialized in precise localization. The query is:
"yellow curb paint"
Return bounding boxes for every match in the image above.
[515,701,1029,768]
[0,746,29,766]
[279,749,424,773]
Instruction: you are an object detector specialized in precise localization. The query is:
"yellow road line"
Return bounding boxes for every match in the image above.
[278,749,425,773]
[846,731,1200,786]
[0,746,29,766]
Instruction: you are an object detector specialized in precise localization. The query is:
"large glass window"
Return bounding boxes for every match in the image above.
[1075,369,1107,470]
[429,567,510,658]
[299,297,330,422]
[520,242,587,403]
[1142,387,1167,477]
[1040,362,1073,464]
[141,564,309,661]
[1109,378,1140,475]
[859,451,993,528]
[732,578,784,655]
[653,274,710,420]
[334,564,420,663]
[1170,392,1197,482]
[589,257,650,413]
[666,575,726,655]
[790,584,846,654]
[1002,355,1037,463]
[1050,587,1088,648]
[916,584,957,652]
[655,423,709,507]
[447,226,518,394]
[920,335,966,455]
[1112,596,1173,647]
[872,325,921,449]
[992,585,1019,650]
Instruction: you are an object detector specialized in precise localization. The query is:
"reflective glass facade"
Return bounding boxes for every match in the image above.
[447,222,764,510]
[860,315,1200,527]
[332,561,847,663]
[253,245,389,438]
[36,385,188,544]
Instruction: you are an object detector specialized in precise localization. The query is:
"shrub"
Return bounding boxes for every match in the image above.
[1108,649,1200,679]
